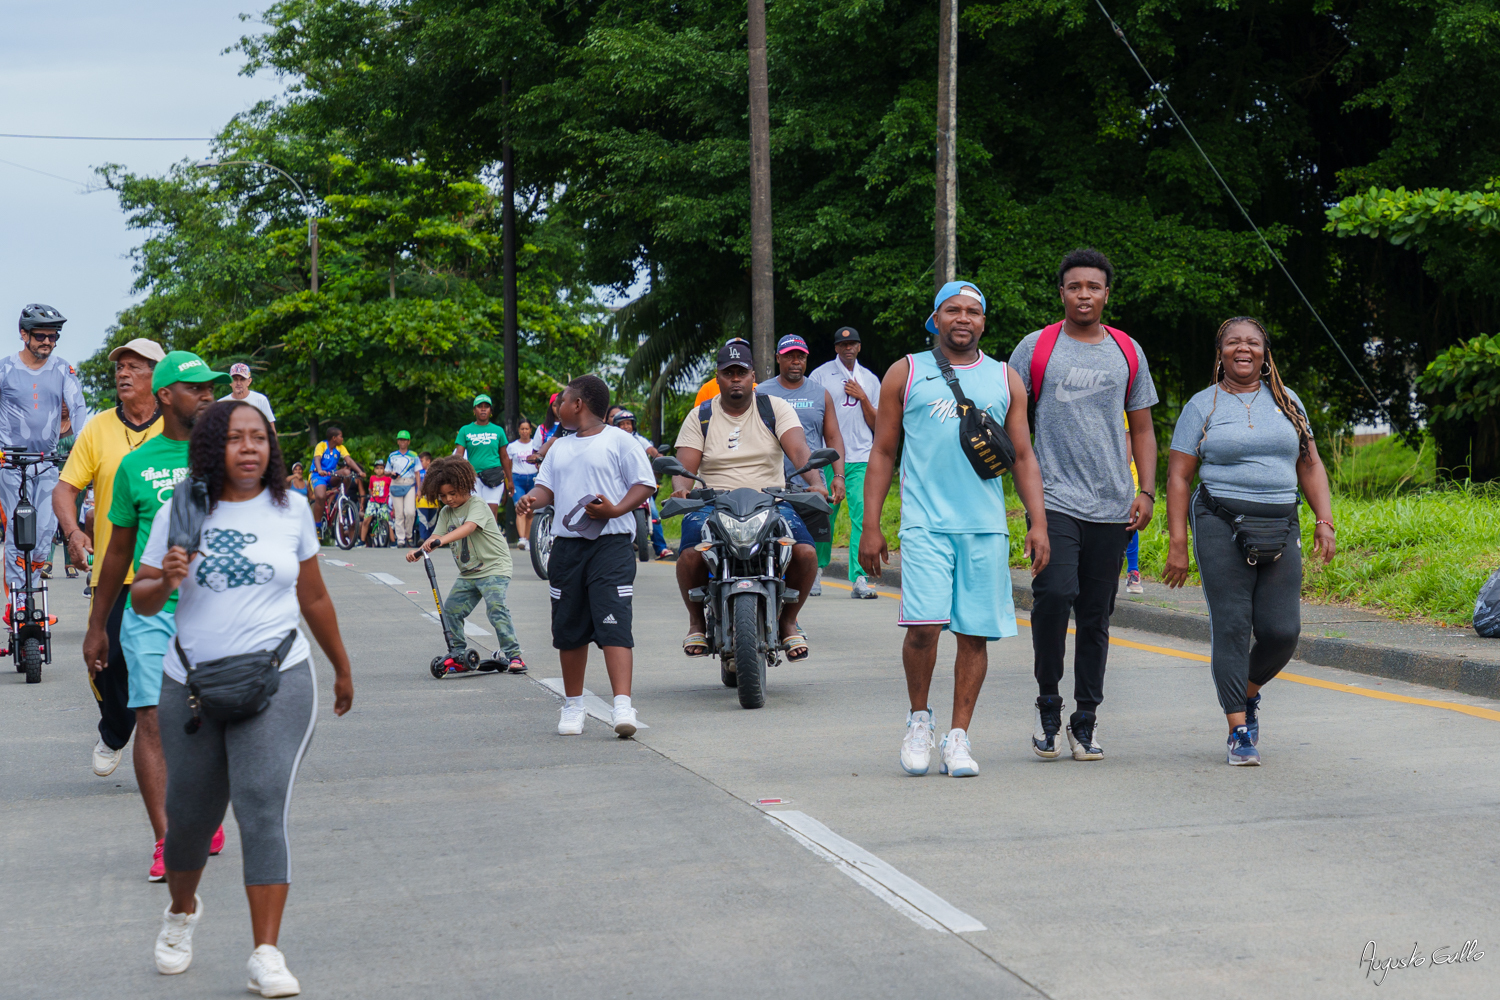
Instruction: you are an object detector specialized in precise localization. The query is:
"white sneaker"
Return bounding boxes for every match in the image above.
[900,710,935,775]
[92,738,123,777]
[851,578,878,599]
[1067,714,1104,761]
[939,728,979,777]
[154,894,201,975]
[558,704,586,735]
[518,537,529,551]
[612,705,638,738]
[247,943,301,997]
[809,568,822,596]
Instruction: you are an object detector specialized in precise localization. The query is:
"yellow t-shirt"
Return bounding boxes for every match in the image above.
[673,394,801,491]
[60,407,163,586]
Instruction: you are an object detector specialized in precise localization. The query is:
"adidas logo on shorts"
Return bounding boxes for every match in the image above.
[602,614,617,624]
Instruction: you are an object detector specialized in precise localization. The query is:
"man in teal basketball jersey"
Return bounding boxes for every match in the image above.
[859,281,1050,778]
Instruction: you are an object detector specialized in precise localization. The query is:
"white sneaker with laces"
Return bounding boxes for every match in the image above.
[612,705,638,738]
[558,703,586,736]
[1067,717,1104,761]
[939,728,979,777]
[247,943,301,997]
[92,738,123,777]
[518,537,529,551]
[900,710,935,775]
[154,895,202,975]
[851,578,878,599]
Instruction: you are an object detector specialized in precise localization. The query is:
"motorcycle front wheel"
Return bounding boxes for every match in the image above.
[731,592,765,709]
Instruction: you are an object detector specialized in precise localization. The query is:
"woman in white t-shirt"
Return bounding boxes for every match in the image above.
[506,419,539,548]
[131,400,354,996]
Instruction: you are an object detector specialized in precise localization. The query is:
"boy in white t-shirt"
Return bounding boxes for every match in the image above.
[516,375,657,737]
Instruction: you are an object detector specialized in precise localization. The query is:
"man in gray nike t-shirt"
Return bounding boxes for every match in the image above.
[1006,249,1159,762]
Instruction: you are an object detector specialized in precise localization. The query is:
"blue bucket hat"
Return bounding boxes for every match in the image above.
[925,280,987,335]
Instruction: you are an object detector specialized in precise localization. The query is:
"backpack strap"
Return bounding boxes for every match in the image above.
[697,399,714,440]
[1029,322,1065,401]
[1103,325,1139,402]
[755,393,778,437]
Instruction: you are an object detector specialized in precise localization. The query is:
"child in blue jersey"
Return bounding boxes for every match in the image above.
[857,281,1051,779]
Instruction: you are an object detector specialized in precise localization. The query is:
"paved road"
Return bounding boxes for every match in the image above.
[5,547,1497,999]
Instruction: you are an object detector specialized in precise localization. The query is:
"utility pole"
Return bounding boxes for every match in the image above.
[748,0,774,380]
[308,217,320,446]
[934,0,958,291]
[502,76,520,440]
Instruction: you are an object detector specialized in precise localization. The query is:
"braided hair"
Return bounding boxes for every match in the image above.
[1197,317,1313,460]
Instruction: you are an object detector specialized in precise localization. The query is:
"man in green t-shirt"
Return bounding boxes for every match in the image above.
[82,350,228,879]
[452,393,514,518]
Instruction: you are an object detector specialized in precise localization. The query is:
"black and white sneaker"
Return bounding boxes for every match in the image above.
[1244,693,1261,746]
[1032,695,1064,759]
[1066,711,1103,761]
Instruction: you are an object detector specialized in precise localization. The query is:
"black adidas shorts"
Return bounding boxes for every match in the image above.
[548,534,636,650]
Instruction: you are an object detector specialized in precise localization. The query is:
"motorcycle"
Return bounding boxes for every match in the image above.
[654,447,838,709]
[1,449,64,684]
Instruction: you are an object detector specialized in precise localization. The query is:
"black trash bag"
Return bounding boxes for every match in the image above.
[1476,567,1500,639]
[167,476,210,554]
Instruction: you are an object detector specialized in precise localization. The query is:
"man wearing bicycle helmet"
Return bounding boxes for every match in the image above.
[1,305,87,591]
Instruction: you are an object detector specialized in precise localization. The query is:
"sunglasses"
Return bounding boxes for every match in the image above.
[28,331,60,343]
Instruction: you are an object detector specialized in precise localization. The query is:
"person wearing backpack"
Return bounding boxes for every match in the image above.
[1008,248,1159,762]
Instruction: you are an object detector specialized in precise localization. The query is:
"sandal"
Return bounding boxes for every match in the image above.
[782,632,810,661]
[507,657,528,674]
[683,632,709,657]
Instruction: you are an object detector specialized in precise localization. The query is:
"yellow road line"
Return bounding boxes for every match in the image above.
[820,578,1500,722]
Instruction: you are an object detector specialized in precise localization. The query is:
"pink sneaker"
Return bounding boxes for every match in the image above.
[149,838,166,882]
[210,825,225,856]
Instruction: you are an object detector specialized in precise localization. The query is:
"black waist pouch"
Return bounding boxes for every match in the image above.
[1198,485,1295,566]
[932,347,1016,479]
[177,631,297,734]
[477,465,507,489]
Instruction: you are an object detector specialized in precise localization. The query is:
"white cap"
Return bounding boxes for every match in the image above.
[107,338,167,363]
[229,363,252,378]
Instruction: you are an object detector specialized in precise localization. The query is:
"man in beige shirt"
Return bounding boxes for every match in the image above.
[670,342,822,660]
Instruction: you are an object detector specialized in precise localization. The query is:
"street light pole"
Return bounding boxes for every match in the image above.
[196,158,321,446]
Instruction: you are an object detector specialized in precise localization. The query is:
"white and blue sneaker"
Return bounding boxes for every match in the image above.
[939,728,979,777]
[1066,712,1104,761]
[900,709,935,775]
[1032,696,1064,759]
[1227,726,1260,766]
[1244,693,1261,746]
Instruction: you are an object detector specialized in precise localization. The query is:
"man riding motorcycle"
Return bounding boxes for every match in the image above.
[671,342,822,661]
[0,305,87,593]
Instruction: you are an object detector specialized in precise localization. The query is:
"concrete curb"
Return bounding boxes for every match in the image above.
[827,558,1500,701]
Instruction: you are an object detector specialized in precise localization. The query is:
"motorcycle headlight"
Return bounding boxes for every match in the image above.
[716,509,771,549]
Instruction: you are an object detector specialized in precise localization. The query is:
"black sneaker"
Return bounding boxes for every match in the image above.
[1032,695,1064,759]
[1244,693,1261,746]
[1067,710,1103,761]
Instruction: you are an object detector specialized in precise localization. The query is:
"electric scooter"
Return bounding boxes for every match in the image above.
[2,450,63,684]
[420,549,504,679]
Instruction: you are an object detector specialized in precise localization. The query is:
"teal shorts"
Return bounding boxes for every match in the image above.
[896,527,1016,640]
[122,605,177,709]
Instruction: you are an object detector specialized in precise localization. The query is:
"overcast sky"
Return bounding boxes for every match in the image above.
[0,1,282,367]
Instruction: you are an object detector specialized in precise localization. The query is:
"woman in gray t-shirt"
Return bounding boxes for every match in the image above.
[1162,317,1337,767]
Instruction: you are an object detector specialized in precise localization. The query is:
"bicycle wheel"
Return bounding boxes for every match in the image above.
[529,506,553,579]
[334,497,359,550]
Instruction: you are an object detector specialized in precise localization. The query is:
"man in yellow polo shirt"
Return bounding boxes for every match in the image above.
[54,337,165,778]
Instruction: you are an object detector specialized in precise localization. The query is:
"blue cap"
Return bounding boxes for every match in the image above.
[776,334,810,355]
[925,280,987,335]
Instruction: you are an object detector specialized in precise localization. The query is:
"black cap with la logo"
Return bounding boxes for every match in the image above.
[834,326,861,343]
[716,341,754,370]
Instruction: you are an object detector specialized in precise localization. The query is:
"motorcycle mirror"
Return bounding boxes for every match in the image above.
[652,454,706,486]
[791,447,840,478]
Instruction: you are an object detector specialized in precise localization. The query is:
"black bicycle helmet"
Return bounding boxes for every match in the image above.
[19,304,66,332]
[611,410,636,427]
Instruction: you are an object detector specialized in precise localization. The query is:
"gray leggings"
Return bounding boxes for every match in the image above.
[158,660,317,884]
[1191,494,1302,714]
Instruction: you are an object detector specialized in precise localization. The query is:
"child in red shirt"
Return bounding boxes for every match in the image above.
[361,460,394,545]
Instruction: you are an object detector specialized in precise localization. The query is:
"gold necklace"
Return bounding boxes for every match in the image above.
[1220,380,1262,429]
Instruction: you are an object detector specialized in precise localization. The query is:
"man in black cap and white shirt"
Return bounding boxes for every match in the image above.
[220,362,276,432]
[809,326,882,598]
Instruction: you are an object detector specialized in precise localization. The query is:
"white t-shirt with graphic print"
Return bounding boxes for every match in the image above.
[140,488,320,684]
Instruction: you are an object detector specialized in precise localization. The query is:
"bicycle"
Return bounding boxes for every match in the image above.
[364,501,394,548]
[320,473,362,551]
[1,449,65,684]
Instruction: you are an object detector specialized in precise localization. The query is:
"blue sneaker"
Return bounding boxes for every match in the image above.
[1226,726,1260,766]
[900,709,935,775]
[1244,693,1261,746]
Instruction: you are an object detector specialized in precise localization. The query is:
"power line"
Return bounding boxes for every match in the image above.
[0,158,90,187]
[0,132,213,141]
[1091,0,1385,416]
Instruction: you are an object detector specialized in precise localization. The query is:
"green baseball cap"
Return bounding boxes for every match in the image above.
[153,351,232,393]
[472,393,492,406]
[396,430,411,439]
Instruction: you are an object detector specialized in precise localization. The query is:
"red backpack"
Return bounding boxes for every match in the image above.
[1028,321,1139,403]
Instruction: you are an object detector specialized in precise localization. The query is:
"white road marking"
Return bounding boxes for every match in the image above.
[366,572,405,586]
[765,810,985,934]
[322,558,353,567]
[538,677,649,730]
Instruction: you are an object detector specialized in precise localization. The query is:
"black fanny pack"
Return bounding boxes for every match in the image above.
[1198,485,1295,566]
[477,465,507,489]
[177,631,297,734]
[932,347,1016,480]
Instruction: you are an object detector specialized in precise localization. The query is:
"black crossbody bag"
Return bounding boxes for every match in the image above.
[477,465,507,489]
[1196,484,1295,566]
[931,347,1016,479]
[176,632,297,735]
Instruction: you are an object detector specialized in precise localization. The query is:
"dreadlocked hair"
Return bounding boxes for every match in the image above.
[421,455,477,502]
[190,400,289,511]
[1198,316,1313,460]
